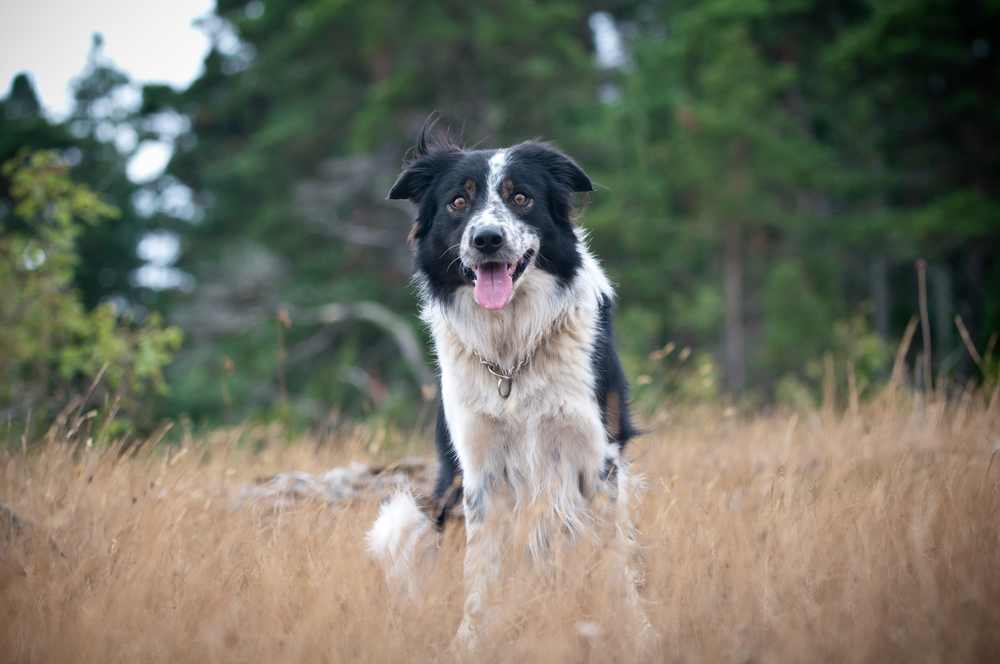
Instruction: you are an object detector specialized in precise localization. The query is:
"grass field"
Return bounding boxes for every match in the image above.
[2,389,999,663]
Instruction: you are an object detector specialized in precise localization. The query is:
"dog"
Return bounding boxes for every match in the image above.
[367,127,644,648]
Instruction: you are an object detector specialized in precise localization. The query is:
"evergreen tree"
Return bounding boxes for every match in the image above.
[582,0,874,402]
[1,39,177,315]
[828,0,1000,380]
[149,0,604,424]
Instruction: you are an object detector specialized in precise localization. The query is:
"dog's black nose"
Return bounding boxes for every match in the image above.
[473,227,505,254]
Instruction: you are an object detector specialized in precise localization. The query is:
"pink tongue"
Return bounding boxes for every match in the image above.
[474,262,513,310]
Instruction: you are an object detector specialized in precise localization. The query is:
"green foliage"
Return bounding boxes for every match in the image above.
[5,0,993,427]
[831,312,892,388]
[825,0,1000,344]
[580,0,856,397]
[135,0,996,423]
[633,344,721,414]
[0,53,163,313]
[775,310,891,410]
[760,260,835,377]
[0,151,182,429]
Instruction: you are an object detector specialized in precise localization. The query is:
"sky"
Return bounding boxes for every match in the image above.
[1,0,216,185]
[1,0,215,120]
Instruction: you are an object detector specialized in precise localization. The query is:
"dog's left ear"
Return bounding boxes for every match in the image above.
[387,159,439,202]
[518,141,594,193]
[557,154,595,194]
[390,121,465,243]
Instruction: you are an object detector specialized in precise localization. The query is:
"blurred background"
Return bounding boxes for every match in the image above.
[1,0,998,436]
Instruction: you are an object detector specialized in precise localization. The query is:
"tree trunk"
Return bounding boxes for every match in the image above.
[724,221,745,396]
[931,265,952,356]
[872,255,889,340]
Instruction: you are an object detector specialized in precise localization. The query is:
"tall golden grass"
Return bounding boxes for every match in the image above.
[2,389,998,662]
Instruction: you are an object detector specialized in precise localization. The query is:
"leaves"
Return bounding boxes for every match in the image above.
[0,151,183,429]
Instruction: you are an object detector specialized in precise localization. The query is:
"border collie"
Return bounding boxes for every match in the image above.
[367,127,644,648]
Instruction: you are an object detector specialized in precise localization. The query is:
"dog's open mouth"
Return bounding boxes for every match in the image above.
[461,250,534,311]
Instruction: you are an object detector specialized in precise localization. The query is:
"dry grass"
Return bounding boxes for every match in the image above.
[2,393,999,663]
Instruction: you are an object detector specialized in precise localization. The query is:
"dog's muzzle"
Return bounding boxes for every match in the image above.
[461,249,534,311]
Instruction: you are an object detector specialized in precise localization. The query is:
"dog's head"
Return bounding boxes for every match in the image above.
[389,127,593,310]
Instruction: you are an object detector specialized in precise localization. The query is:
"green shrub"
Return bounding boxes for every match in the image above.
[0,150,182,435]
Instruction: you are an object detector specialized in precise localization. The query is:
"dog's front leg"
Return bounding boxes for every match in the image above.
[451,504,504,651]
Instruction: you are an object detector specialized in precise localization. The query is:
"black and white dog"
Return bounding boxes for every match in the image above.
[367,128,643,647]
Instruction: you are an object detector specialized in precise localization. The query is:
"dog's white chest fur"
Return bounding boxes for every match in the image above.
[425,244,616,523]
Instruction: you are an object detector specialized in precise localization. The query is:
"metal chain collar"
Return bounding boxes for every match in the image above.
[473,350,526,399]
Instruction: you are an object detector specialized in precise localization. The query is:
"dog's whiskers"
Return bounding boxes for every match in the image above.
[439,242,462,260]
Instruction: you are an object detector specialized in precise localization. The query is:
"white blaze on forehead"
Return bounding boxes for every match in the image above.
[485,149,510,205]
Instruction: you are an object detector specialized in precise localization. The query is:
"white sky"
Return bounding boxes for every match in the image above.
[0,0,216,120]
[589,13,626,69]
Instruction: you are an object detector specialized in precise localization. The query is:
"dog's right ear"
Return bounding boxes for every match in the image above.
[387,155,446,202]
[390,118,464,244]
[387,118,462,202]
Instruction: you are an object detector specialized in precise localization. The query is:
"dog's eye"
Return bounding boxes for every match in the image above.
[452,196,468,209]
[513,193,527,205]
